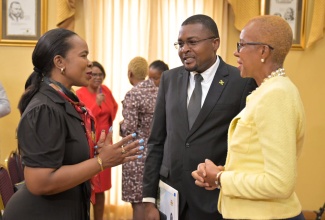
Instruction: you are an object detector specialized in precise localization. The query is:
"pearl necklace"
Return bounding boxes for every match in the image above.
[262,68,286,84]
[251,68,286,94]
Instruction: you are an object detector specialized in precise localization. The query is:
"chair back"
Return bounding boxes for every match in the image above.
[0,165,14,207]
[7,150,24,187]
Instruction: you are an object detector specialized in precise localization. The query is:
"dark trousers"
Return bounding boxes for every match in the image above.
[285,212,305,220]
[179,203,189,220]
[179,203,224,220]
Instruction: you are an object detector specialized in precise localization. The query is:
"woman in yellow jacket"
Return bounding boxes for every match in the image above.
[192,15,306,220]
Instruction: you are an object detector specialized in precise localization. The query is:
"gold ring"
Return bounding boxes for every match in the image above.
[121,146,126,154]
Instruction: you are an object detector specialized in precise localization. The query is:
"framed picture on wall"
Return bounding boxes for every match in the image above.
[261,0,306,50]
[0,0,47,46]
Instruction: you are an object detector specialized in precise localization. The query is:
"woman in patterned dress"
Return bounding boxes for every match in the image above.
[120,57,159,220]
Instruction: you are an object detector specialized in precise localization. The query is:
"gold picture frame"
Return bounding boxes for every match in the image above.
[261,0,306,50]
[0,0,47,46]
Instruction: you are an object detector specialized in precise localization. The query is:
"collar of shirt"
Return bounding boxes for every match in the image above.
[187,56,220,106]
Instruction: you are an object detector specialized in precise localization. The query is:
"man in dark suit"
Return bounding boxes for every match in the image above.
[143,14,257,220]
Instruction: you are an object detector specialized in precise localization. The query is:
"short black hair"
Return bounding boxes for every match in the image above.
[182,14,219,38]
[149,60,169,72]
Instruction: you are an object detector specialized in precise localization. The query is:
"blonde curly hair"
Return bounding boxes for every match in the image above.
[128,56,149,80]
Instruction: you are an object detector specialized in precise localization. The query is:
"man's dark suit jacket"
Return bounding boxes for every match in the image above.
[143,57,257,219]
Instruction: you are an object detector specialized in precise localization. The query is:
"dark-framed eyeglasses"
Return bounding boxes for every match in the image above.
[91,73,104,78]
[174,37,218,50]
[236,42,274,53]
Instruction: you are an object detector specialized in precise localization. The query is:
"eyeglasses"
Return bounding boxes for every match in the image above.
[236,42,274,53]
[174,37,218,50]
[91,73,104,78]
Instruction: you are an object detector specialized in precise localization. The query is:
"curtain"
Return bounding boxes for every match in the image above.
[227,0,260,31]
[307,0,325,48]
[56,0,76,30]
[83,1,227,219]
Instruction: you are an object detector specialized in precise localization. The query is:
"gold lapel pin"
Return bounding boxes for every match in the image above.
[219,80,224,85]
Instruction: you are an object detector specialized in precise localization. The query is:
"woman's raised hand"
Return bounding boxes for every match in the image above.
[97,128,144,169]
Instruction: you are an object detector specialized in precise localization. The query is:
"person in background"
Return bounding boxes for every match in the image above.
[3,28,144,220]
[192,15,305,220]
[76,61,118,220]
[120,56,158,220]
[0,82,11,118]
[148,60,169,87]
[143,14,257,220]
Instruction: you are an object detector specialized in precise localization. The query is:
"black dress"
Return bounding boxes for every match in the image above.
[3,83,91,220]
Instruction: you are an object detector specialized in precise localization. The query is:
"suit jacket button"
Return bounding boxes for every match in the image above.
[186,143,190,148]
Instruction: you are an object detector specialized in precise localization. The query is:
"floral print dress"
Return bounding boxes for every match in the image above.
[120,79,158,203]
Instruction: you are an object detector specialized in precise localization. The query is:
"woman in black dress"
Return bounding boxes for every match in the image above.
[3,28,144,220]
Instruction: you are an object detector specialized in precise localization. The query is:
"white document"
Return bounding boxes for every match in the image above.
[158,180,179,220]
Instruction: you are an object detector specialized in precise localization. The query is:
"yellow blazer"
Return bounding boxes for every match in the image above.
[218,76,306,219]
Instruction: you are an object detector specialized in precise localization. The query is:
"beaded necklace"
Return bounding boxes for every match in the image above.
[252,68,286,94]
[262,68,286,84]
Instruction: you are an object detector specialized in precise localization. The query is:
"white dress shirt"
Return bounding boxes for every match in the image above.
[187,56,220,106]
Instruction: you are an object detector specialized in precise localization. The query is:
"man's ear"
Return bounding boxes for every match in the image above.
[213,38,220,51]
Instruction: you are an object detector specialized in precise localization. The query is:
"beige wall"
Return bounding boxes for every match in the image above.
[0,0,324,211]
[0,1,85,165]
[0,1,55,162]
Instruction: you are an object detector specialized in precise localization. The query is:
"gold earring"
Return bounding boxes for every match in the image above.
[60,67,65,75]
[261,58,265,63]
